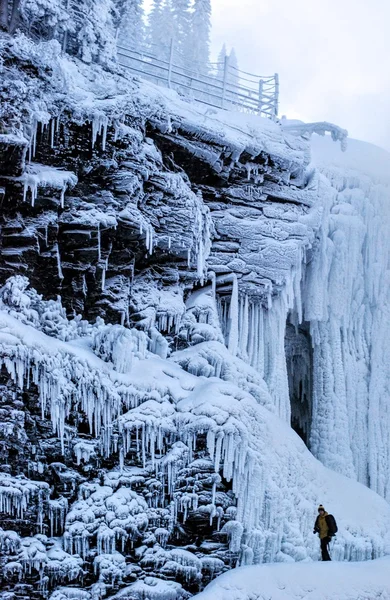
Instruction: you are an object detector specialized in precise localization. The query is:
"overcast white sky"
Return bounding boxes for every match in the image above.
[145,1,390,150]
[210,0,390,150]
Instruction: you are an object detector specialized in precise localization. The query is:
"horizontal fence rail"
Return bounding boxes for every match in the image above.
[117,41,279,120]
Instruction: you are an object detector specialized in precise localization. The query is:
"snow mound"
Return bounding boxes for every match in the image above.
[171,341,273,411]
[194,558,390,600]
[111,576,188,600]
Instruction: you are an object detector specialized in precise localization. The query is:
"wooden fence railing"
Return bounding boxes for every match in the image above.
[117,41,279,120]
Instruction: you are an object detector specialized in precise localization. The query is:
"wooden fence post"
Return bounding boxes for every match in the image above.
[167,38,174,88]
[221,54,230,109]
[274,73,279,119]
[258,79,264,117]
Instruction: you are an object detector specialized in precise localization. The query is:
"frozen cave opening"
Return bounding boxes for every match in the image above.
[285,321,313,446]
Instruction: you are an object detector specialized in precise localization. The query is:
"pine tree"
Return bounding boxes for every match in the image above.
[147,0,163,50]
[117,0,144,51]
[228,47,239,92]
[74,0,117,65]
[1,0,70,37]
[1,0,118,66]
[216,43,227,80]
[160,0,174,45]
[147,0,175,59]
[189,0,211,73]
[171,0,191,65]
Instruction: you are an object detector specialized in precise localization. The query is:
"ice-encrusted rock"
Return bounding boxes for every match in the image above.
[0,29,390,600]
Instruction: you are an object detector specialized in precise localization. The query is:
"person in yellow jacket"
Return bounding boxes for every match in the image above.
[313,504,338,561]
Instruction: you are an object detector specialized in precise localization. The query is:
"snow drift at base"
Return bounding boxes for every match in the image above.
[194,557,390,600]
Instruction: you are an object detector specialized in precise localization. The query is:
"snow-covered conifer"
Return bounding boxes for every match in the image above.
[146,0,163,50]
[74,0,117,65]
[1,0,70,38]
[117,0,144,51]
[216,43,227,79]
[228,47,239,93]
[171,0,191,65]
[147,0,174,59]
[189,0,211,73]
[160,0,175,46]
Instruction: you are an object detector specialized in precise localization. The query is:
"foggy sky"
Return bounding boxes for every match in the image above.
[210,0,390,150]
[143,0,389,151]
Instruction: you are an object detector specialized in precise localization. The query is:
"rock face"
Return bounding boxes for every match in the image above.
[1,34,390,600]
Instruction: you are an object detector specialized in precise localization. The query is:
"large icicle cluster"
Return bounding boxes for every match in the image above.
[64,484,149,557]
[1,285,390,575]
[304,136,390,499]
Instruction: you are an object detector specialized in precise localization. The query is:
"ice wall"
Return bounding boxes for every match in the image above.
[305,136,390,498]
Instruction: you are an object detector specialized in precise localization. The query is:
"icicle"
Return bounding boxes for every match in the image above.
[60,186,65,209]
[197,240,204,285]
[228,274,239,356]
[23,181,38,206]
[50,119,55,148]
[210,271,217,300]
[146,227,149,252]
[114,120,119,142]
[240,294,249,356]
[102,120,108,151]
[101,266,106,291]
[55,244,64,280]
[31,184,37,207]
[32,123,37,158]
[29,119,38,160]
[91,115,109,150]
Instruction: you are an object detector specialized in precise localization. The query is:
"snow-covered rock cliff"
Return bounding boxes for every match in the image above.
[0,33,389,600]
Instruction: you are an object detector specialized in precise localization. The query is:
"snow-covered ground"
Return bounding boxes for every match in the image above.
[194,557,390,600]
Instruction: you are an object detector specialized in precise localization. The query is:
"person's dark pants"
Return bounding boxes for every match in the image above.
[320,537,331,561]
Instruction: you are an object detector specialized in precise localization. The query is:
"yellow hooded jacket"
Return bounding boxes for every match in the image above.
[317,511,329,539]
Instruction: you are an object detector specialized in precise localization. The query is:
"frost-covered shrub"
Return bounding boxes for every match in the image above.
[19,0,72,40]
[0,275,99,341]
[92,324,148,373]
[75,0,117,66]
